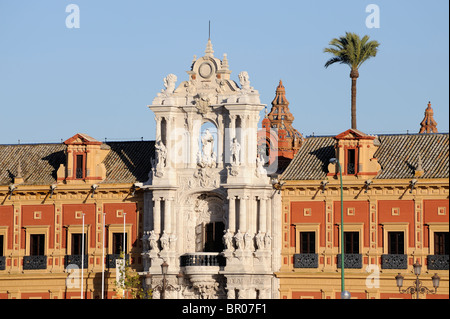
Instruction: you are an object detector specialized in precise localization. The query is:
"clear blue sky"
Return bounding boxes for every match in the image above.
[0,0,448,144]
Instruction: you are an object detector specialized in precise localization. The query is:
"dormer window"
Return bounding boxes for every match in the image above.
[57,133,109,184]
[327,129,381,179]
[346,148,357,175]
[75,154,85,179]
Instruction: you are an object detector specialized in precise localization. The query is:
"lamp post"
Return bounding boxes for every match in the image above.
[395,260,440,299]
[329,158,350,299]
[161,261,168,299]
[146,262,183,299]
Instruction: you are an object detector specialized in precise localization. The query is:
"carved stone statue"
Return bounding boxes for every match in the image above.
[155,140,167,169]
[264,232,272,249]
[255,154,266,177]
[234,230,244,250]
[199,129,216,167]
[238,71,251,91]
[223,229,234,251]
[163,73,177,94]
[230,138,241,166]
[244,232,253,250]
[148,230,159,252]
[255,230,264,250]
[169,233,178,251]
[160,231,170,251]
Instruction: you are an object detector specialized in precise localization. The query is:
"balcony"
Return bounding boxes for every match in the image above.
[293,253,318,268]
[23,255,47,270]
[381,254,407,269]
[65,255,88,269]
[337,254,362,269]
[180,253,226,267]
[0,256,5,270]
[427,255,449,270]
[106,254,129,268]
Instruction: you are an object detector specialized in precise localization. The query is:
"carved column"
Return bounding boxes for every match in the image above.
[153,197,161,236]
[266,197,271,235]
[238,195,248,232]
[155,116,161,141]
[228,196,236,232]
[230,115,236,139]
[164,197,172,234]
[259,196,267,233]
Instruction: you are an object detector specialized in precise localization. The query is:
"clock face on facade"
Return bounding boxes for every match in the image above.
[199,62,213,79]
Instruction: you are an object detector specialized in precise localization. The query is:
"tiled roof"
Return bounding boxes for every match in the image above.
[0,143,66,186]
[281,133,449,180]
[281,136,335,180]
[0,141,154,186]
[374,134,448,179]
[102,141,154,184]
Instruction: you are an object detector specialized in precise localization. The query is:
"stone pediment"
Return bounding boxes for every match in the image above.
[334,128,375,140]
[63,133,102,145]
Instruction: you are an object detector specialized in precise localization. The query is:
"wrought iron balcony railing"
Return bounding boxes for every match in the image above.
[337,254,363,269]
[23,255,47,270]
[106,254,129,268]
[180,253,226,267]
[65,255,88,269]
[427,255,449,270]
[293,253,318,268]
[381,254,407,269]
[0,256,5,270]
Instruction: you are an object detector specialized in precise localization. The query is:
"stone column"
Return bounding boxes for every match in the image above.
[239,195,248,232]
[153,197,161,235]
[228,195,236,232]
[155,116,161,141]
[164,197,172,234]
[259,196,267,233]
[266,197,271,235]
[230,115,236,139]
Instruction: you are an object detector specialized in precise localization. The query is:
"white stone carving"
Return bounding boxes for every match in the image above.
[160,231,170,251]
[230,138,240,166]
[148,230,160,252]
[223,229,234,251]
[163,73,177,94]
[198,129,216,167]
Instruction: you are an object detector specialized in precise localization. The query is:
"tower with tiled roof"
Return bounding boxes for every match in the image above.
[419,101,438,133]
[259,80,303,172]
[265,80,303,158]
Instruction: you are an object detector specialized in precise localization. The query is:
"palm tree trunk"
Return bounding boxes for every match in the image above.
[350,68,359,129]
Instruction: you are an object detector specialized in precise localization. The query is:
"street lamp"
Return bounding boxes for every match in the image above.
[161,261,169,299]
[146,262,184,299]
[395,260,440,299]
[329,158,350,299]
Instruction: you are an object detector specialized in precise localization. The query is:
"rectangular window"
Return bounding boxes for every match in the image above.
[30,234,45,256]
[71,233,87,255]
[347,149,356,174]
[204,222,225,253]
[344,232,359,254]
[112,233,127,255]
[434,232,449,255]
[75,154,84,179]
[300,232,315,254]
[388,231,404,255]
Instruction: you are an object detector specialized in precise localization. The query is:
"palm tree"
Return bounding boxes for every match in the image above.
[324,32,380,129]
